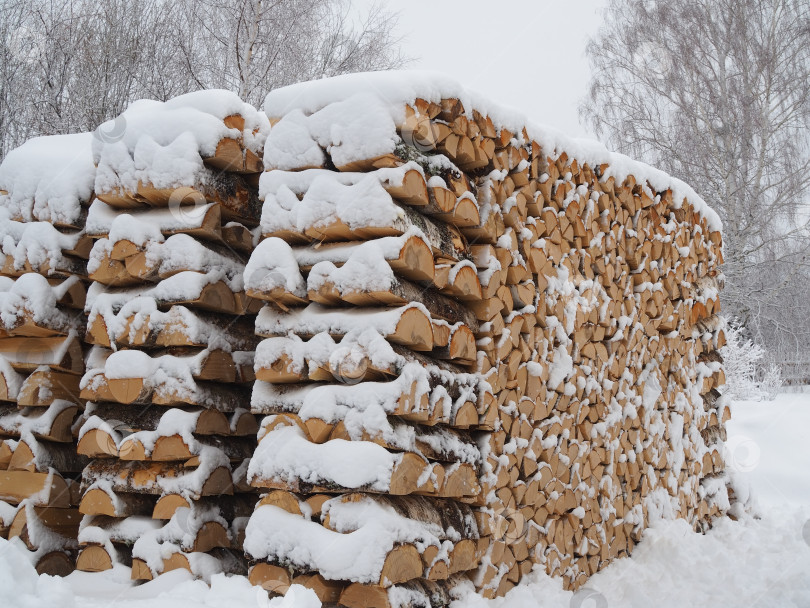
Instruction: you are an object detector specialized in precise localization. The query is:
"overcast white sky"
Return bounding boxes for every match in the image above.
[353,0,608,140]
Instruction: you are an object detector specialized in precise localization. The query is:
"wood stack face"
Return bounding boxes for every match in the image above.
[70,93,269,579]
[0,75,729,605]
[240,78,729,606]
[0,136,94,575]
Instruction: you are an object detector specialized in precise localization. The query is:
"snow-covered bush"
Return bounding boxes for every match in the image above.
[720,317,781,401]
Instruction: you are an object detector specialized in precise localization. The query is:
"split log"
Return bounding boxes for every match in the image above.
[118,434,256,463]
[0,334,84,374]
[256,303,435,352]
[266,202,468,264]
[339,579,456,608]
[250,441,429,497]
[81,404,252,439]
[292,573,346,604]
[1,308,83,338]
[86,305,258,350]
[99,171,261,225]
[76,544,123,572]
[0,402,78,443]
[251,378,429,426]
[80,375,250,410]
[309,276,479,332]
[17,369,82,406]
[152,492,257,520]
[81,459,234,498]
[8,506,81,550]
[8,437,89,473]
[322,493,478,541]
[0,470,73,507]
[76,541,139,572]
[131,546,247,580]
[122,239,247,285]
[204,134,263,175]
[86,200,224,244]
[78,488,156,517]
[292,232,435,284]
[0,252,87,280]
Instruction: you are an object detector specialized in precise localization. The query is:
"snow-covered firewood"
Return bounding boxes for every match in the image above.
[81,448,234,498]
[0,401,78,443]
[0,133,95,228]
[0,331,83,374]
[0,274,84,337]
[256,303,435,352]
[93,90,269,196]
[86,304,258,350]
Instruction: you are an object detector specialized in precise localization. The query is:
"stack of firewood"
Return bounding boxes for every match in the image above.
[72,92,269,578]
[239,74,729,605]
[0,133,96,575]
[0,74,730,605]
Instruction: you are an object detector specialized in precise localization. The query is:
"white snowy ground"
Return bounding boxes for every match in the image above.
[3,393,809,608]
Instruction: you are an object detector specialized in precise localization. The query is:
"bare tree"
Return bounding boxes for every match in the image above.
[0,0,30,158]
[0,0,403,157]
[581,0,810,363]
[175,0,404,108]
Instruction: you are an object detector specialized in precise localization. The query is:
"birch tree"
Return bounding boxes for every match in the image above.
[581,0,810,364]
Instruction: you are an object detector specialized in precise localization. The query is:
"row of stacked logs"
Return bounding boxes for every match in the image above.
[0,162,92,574]
[73,95,270,579]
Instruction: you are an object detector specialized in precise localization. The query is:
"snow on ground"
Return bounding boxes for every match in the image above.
[726,391,810,508]
[0,557,320,608]
[3,393,809,608]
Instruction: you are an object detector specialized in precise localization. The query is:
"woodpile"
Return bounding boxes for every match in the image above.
[71,92,268,579]
[0,74,730,603]
[0,170,92,575]
[241,74,729,603]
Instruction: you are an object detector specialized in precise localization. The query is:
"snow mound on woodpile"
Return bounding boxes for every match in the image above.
[93,89,270,193]
[263,70,721,231]
[0,132,95,226]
